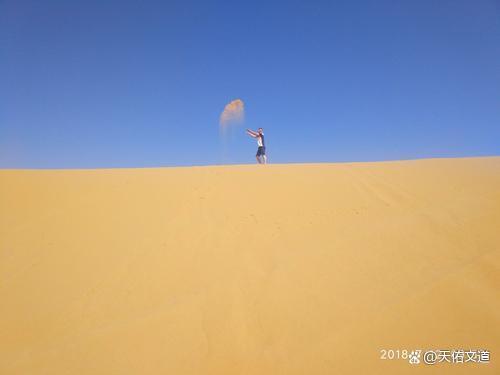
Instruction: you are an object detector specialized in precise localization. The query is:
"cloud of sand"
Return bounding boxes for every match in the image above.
[219,99,245,128]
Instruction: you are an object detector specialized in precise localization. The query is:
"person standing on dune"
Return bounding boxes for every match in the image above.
[246,128,267,164]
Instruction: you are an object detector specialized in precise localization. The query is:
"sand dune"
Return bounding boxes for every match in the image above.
[1,157,499,374]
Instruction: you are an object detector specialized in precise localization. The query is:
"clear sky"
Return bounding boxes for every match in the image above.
[1,0,499,168]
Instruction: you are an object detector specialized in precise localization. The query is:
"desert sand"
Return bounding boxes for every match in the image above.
[1,157,499,374]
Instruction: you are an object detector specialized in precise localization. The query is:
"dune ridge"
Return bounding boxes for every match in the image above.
[1,157,499,374]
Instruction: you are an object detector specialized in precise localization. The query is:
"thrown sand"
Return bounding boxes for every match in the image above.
[1,157,499,374]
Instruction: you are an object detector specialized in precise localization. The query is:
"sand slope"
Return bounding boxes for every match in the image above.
[1,157,499,374]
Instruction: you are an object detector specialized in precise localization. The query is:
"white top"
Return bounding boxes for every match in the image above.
[257,133,264,147]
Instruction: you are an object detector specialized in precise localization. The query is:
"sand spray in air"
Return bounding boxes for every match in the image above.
[219,99,245,133]
[219,99,245,162]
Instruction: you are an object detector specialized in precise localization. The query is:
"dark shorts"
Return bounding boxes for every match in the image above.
[256,146,266,156]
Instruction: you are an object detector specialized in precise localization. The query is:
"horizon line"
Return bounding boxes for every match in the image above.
[1,155,499,172]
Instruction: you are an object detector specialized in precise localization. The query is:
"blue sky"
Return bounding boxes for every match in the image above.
[1,0,499,168]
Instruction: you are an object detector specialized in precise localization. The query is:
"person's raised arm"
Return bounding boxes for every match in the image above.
[246,129,258,137]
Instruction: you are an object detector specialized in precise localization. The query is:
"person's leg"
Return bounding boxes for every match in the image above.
[260,147,267,164]
[256,148,263,164]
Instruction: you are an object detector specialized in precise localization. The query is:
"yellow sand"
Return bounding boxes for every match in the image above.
[1,157,499,374]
